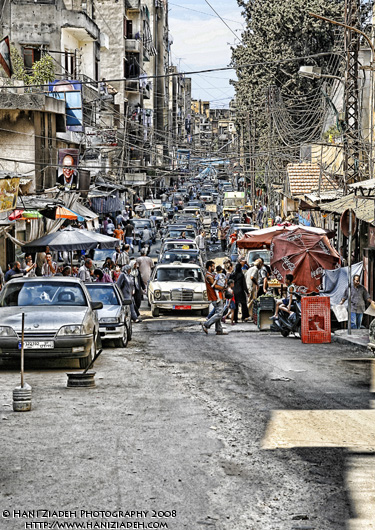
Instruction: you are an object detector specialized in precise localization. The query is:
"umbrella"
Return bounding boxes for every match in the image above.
[270,227,341,294]
[55,206,85,222]
[237,225,328,249]
[23,226,118,252]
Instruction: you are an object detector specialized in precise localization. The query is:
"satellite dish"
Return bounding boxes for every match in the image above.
[340,209,357,237]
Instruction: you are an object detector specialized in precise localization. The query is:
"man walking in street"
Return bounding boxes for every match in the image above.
[245,258,262,317]
[117,264,141,322]
[136,249,154,286]
[340,274,375,329]
[201,260,227,335]
[124,220,135,253]
[42,252,57,277]
[195,229,206,263]
[78,258,92,282]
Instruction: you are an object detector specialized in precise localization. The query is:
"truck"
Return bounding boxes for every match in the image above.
[222,191,246,216]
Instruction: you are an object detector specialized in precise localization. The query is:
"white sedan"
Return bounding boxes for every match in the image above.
[148,263,209,317]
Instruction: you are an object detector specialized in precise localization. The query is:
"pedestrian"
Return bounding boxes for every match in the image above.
[340,274,375,329]
[258,265,271,297]
[195,229,206,262]
[245,258,262,317]
[116,211,124,227]
[113,224,124,243]
[130,259,145,318]
[78,258,92,282]
[223,279,236,325]
[106,218,115,235]
[41,252,57,277]
[116,264,141,322]
[230,262,250,323]
[201,260,227,335]
[24,256,37,277]
[219,223,229,253]
[136,249,154,286]
[112,245,128,267]
[271,274,296,320]
[124,221,135,253]
[5,261,35,282]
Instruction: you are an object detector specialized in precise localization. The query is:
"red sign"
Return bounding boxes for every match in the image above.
[173,305,191,310]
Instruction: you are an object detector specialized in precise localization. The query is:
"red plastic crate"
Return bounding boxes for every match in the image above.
[301,296,331,344]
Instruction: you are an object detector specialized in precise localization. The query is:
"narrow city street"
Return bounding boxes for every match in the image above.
[1,306,373,530]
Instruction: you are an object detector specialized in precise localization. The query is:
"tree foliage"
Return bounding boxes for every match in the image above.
[11,47,55,85]
[231,0,345,159]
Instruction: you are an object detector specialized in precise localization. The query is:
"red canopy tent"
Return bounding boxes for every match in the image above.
[237,225,328,249]
[270,228,341,293]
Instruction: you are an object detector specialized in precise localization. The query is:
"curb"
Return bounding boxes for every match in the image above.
[331,333,370,352]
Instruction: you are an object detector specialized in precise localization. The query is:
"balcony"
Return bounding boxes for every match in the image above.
[125,38,141,53]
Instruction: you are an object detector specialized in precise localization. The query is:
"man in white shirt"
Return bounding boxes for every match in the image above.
[78,259,92,282]
[42,253,57,277]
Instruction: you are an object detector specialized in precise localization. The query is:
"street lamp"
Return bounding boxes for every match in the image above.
[298,66,344,85]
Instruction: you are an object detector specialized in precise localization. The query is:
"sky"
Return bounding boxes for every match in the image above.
[168,0,245,109]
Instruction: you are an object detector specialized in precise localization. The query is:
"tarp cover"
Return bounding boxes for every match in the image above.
[23,226,118,252]
[321,262,363,306]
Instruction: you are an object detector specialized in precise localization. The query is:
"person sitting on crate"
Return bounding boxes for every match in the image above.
[270,274,296,320]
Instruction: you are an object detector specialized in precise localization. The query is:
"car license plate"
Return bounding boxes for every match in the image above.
[24,341,54,349]
[173,305,191,310]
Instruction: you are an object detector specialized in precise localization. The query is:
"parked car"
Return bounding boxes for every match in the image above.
[163,227,196,240]
[0,277,102,368]
[148,263,209,317]
[85,283,132,347]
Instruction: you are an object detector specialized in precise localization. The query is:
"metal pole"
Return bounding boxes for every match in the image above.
[348,209,352,335]
[21,312,25,388]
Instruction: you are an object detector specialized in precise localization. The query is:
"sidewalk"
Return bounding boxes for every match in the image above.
[332,329,373,353]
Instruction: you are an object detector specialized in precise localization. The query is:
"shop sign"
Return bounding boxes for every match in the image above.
[0,177,19,213]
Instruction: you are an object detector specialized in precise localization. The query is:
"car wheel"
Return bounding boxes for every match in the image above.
[79,335,96,369]
[151,304,160,317]
[115,324,129,348]
[127,319,133,341]
[201,307,209,317]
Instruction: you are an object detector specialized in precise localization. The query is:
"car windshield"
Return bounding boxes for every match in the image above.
[160,252,200,264]
[93,249,114,260]
[0,281,88,307]
[248,251,270,265]
[167,230,195,239]
[156,268,203,282]
[86,285,120,305]
[133,221,151,229]
[164,242,195,250]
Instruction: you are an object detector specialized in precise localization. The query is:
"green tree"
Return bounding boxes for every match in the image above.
[231,0,345,169]
[10,47,55,85]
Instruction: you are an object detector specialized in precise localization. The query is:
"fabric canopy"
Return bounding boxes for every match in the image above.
[237,225,327,249]
[270,228,341,294]
[23,226,119,252]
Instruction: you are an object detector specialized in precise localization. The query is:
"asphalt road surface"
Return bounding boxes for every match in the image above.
[1,303,374,530]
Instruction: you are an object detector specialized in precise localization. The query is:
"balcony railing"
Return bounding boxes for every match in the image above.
[125,79,140,93]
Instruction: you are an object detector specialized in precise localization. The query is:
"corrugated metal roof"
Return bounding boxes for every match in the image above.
[319,193,375,224]
[349,179,375,190]
[287,163,336,196]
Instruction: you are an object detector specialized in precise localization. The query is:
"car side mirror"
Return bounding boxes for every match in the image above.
[122,299,132,306]
[91,301,103,310]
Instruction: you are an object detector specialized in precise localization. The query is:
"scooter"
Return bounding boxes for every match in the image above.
[210,226,218,244]
[270,292,302,338]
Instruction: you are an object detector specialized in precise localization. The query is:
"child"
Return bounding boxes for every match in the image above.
[213,264,226,297]
[223,279,236,325]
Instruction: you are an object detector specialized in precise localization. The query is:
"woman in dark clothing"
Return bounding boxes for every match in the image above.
[230,262,250,323]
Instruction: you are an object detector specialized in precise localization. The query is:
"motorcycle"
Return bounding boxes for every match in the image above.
[270,292,302,338]
[210,226,218,244]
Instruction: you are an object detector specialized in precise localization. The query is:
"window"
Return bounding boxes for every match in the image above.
[23,47,41,70]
